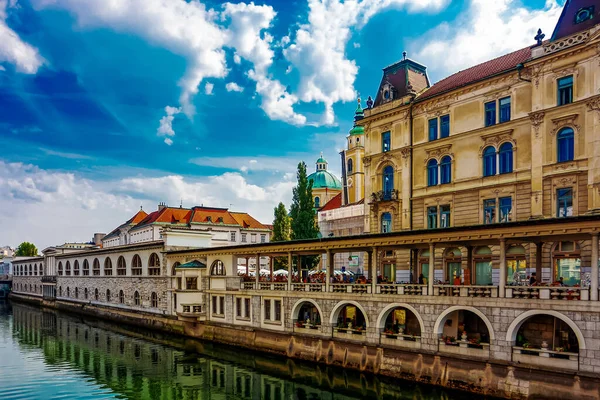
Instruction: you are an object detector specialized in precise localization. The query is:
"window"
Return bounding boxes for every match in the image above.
[485,101,496,126]
[148,253,160,276]
[427,206,438,229]
[106,289,111,302]
[83,260,89,276]
[84,288,88,300]
[186,277,198,290]
[264,299,271,320]
[428,118,438,141]
[382,131,391,152]
[67,287,70,297]
[347,158,353,173]
[58,262,63,276]
[427,159,438,186]
[119,290,124,304]
[241,233,247,243]
[499,97,511,123]
[483,199,496,224]
[260,234,266,243]
[440,115,450,138]
[499,197,512,222]
[381,212,392,233]
[151,292,158,308]
[134,291,140,306]
[557,188,573,217]
[74,260,80,276]
[93,259,100,276]
[212,296,217,314]
[132,255,142,276]
[236,298,242,317]
[498,142,513,174]
[104,258,113,276]
[75,288,79,299]
[117,256,126,276]
[210,260,225,276]
[251,234,257,243]
[230,232,236,242]
[94,288,99,301]
[557,127,574,162]
[575,6,594,24]
[274,300,281,321]
[314,196,320,208]
[483,146,496,177]
[440,205,451,228]
[244,298,250,318]
[219,297,224,315]
[440,156,451,184]
[383,165,394,199]
[557,75,573,106]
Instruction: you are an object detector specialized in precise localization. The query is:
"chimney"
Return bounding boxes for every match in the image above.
[158,202,167,211]
[93,233,106,246]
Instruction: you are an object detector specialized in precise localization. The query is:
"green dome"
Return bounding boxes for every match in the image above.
[316,156,327,164]
[308,170,342,190]
[349,125,364,135]
[349,97,364,135]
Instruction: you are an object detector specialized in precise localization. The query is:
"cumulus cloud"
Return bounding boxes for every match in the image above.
[0,160,294,249]
[412,0,562,78]
[0,0,44,73]
[156,105,181,145]
[204,82,214,95]
[225,81,244,92]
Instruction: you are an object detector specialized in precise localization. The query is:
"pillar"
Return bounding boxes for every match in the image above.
[499,238,506,298]
[269,257,273,282]
[325,250,332,292]
[255,253,261,285]
[287,252,293,289]
[535,242,543,284]
[591,233,599,301]
[428,243,435,295]
[371,247,378,294]
[245,257,249,275]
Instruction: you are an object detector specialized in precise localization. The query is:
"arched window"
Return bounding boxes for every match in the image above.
[93,259,100,276]
[84,288,88,299]
[483,146,496,177]
[104,258,113,276]
[383,165,394,199]
[131,254,142,276]
[29,264,32,275]
[347,158,353,173]
[117,256,126,276]
[34,264,37,275]
[151,292,158,308]
[498,142,513,174]
[134,291,140,306]
[106,289,111,302]
[74,260,80,276]
[119,290,125,304]
[381,212,392,233]
[65,261,71,276]
[440,156,451,184]
[67,287,71,297]
[210,260,225,276]
[557,128,574,162]
[94,288,99,301]
[83,260,90,276]
[314,196,320,208]
[148,253,161,276]
[427,159,438,186]
[59,287,62,297]
[75,287,79,299]
[171,262,181,276]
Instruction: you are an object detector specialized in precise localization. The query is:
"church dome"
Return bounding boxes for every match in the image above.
[308,154,342,190]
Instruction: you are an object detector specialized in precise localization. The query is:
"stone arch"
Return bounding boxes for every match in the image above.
[376,303,425,334]
[433,306,495,340]
[291,298,324,321]
[505,310,585,349]
[329,300,370,326]
[210,260,225,276]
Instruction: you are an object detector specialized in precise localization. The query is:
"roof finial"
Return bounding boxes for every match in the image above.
[366,95,373,109]
[402,51,407,61]
[534,28,545,46]
[140,205,143,210]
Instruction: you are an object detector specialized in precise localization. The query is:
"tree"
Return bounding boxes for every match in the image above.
[15,242,38,257]
[272,202,291,242]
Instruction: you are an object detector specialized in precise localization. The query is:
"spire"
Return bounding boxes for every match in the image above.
[349,96,365,136]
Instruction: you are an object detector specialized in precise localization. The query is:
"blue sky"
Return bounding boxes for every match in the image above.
[0,0,563,249]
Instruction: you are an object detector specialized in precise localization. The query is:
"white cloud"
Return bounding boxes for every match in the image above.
[412,0,562,78]
[353,42,360,48]
[225,81,244,92]
[0,0,44,73]
[156,105,181,144]
[204,81,214,95]
[233,53,241,64]
[0,160,294,249]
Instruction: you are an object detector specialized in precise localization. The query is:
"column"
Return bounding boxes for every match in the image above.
[255,253,261,286]
[287,252,293,289]
[499,238,506,298]
[428,243,435,295]
[269,257,273,282]
[371,247,377,294]
[325,250,332,292]
[592,234,599,301]
[535,242,543,284]
[245,257,249,275]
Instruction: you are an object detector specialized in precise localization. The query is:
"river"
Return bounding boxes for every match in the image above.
[0,301,482,399]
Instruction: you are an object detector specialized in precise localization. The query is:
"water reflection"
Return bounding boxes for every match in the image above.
[1,301,475,400]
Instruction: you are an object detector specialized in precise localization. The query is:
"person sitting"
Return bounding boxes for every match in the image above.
[453,275,461,286]
[529,272,537,286]
[418,273,425,284]
[558,277,565,286]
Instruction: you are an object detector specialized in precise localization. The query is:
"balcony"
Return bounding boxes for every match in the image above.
[380,332,421,349]
[506,286,588,301]
[435,285,498,298]
[370,189,398,203]
[333,327,366,341]
[376,284,427,295]
[512,346,578,370]
[330,283,370,294]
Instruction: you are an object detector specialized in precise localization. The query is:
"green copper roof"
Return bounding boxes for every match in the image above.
[176,260,206,269]
[349,98,365,135]
[307,170,342,190]
[316,156,326,164]
[349,125,364,135]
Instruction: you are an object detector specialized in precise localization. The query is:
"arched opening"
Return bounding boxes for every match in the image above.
[483,146,496,177]
[383,165,394,198]
[34,264,37,275]
[104,258,113,276]
[59,286,62,297]
[436,308,492,352]
[347,158,353,173]
[65,261,71,276]
[117,256,126,276]
[84,288,88,300]
[473,246,493,286]
[148,253,161,276]
[151,292,158,308]
[552,241,581,286]
[83,260,90,276]
[74,260,80,276]
[134,291,140,306]
[379,305,422,342]
[119,290,125,304]
[29,264,32,275]
[106,289,111,302]
[93,258,100,276]
[171,262,181,276]
[132,254,142,276]
[332,302,367,336]
[75,287,79,299]
[210,260,226,276]
[66,287,70,297]
[445,248,462,284]
[380,212,392,233]
[94,288,99,301]
[292,300,322,329]
[507,245,527,284]
[58,262,63,276]
[557,127,574,163]
[499,142,513,174]
[440,156,451,184]
[427,159,438,186]
[314,196,320,208]
[418,249,430,284]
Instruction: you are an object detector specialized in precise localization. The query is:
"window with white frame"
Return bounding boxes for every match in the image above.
[241,233,247,243]
[230,231,236,242]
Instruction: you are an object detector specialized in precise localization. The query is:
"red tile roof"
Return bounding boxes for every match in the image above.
[134,207,192,229]
[230,212,269,230]
[191,207,239,225]
[417,46,532,101]
[319,193,342,212]
[129,210,148,224]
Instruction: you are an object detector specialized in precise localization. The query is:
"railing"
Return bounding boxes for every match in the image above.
[380,332,421,348]
[258,283,288,291]
[438,339,490,357]
[242,282,255,290]
[506,286,588,301]
[333,327,366,340]
[293,321,323,335]
[291,283,325,292]
[330,284,371,294]
[376,284,427,295]
[512,346,579,370]
[41,276,57,283]
[434,285,498,297]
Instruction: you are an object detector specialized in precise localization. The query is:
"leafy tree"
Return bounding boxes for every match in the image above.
[15,242,38,257]
[272,202,291,242]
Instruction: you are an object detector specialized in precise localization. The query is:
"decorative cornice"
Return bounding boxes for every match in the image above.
[425,144,452,162]
[550,113,580,136]
[483,88,511,102]
[399,147,411,167]
[552,64,579,79]
[529,111,545,138]
[543,31,589,56]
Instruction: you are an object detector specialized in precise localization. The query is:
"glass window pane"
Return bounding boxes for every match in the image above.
[557,188,573,217]
[499,197,512,222]
[499,97,511,123]
[382,132,391,152]
[428,119,438,141]
[427,160,438,186]
[440,205,450,228]
[427,206,437,229]
[440,115,450,138]
[475,261,493,285]
[484,199,496,224]
[507,260,527,284]
[448,262,462,282]
[555,258,580,286]
[485,101,496,127]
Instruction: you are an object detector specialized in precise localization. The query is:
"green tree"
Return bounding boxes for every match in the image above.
[15,242,38,257]
[272,202,291,242]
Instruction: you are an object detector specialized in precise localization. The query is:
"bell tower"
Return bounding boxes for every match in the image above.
[344,98,365,204]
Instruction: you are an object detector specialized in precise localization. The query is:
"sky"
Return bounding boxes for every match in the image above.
[0,0,564,250]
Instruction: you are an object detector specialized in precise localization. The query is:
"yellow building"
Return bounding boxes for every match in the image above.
[342,99,366,204]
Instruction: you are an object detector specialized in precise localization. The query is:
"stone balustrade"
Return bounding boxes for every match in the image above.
[512,346,579,370]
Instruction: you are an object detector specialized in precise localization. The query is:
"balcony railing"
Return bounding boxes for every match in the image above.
[380,332,421,349]
[512,346,579,370]
[291,283,325,292]
[506,286,588,301]
[330,283,370,294]
[438,339,490,358]
[435,285,498,298]
[333,327,366,341]
[376,284,427,295]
